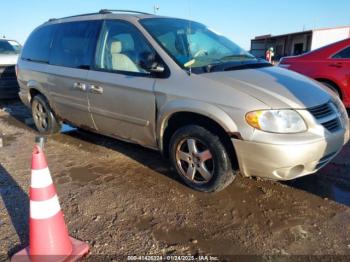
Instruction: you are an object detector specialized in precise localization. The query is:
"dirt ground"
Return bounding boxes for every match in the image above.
[1,100,350,261]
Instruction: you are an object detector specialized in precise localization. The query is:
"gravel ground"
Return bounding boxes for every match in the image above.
[0,100,350,262]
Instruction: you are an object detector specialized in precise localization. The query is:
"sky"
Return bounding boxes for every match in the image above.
[0,0,350,50]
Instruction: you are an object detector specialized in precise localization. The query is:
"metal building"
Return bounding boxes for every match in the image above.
[250,25,350,61]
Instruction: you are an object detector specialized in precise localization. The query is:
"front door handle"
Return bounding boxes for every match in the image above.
[89,85,104,94]
[73,82,87,91]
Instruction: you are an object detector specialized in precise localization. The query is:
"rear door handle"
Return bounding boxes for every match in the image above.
[73,82,87,91]
[89,85,104,94]
[329,62,343,68]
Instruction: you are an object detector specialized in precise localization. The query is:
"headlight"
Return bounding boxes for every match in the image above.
[246,110,307,133]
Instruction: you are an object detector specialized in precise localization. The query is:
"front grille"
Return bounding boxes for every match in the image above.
[308,102,342,133]
[322,118,341,132]
[308,103,334,119]
[0,65,16,80]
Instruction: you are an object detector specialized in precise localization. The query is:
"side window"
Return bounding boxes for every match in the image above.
[333,46,350,59]
[95,20,153,74]
[50,21,101,69]
[22,25,56,63]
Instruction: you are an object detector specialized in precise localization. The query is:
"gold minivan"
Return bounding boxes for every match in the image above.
[17,10,349,192]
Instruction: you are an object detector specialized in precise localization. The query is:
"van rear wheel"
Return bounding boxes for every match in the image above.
[31,94,61,134]
[169,125,236,192]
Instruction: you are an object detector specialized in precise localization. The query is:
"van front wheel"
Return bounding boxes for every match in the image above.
[31,94,61,134]
[169,125,236,192]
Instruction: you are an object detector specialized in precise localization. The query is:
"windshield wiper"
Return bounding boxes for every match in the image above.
[204,60,272,73]
[220,54,256,61]
[204,62,222,73]
[223,62,272,71]
[202,55,257,73]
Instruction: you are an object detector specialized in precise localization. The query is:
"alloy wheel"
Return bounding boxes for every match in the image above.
[175,138,214,184]
[33,100,49,131]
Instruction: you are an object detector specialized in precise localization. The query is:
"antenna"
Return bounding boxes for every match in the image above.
[153,4,160,14]
[187,0,193,75]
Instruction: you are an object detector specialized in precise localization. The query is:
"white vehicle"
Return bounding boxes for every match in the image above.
[0,39,21,98]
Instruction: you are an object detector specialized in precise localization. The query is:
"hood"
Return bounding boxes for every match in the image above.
[0,54,19,66]
[201,66,330,109]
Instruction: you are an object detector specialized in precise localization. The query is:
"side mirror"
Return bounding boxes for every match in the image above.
[149,64,165,73]
[140,52,165,74]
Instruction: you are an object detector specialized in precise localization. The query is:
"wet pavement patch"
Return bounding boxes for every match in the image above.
[66,165,114,185]
[67,166,100,184]
[0,134,17,147]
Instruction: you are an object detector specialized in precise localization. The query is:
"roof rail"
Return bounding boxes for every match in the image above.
[99,9,152,15]
[47,9,152,23]
[47,9,151,22]
[47,11,108,23]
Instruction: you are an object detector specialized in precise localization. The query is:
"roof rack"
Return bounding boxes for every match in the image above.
[99,9,152,15]
[47,9,152,23]
[47,12,102,22]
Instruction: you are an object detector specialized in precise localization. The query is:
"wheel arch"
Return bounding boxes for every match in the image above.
[158,101,240,169]
[26,80,50,102]
[29,88,42,103]
[28,86,61,121]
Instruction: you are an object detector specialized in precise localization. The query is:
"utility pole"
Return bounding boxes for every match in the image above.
[153,4,159,14]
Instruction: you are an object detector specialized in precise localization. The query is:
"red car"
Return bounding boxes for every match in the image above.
[279,38,350,108]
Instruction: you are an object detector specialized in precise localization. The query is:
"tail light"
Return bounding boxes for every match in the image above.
[278,58,291,68]
[278,64,291,69]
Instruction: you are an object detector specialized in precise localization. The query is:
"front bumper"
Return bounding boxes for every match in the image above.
[0,83,19,99]
[0,65,19,99]
[233,127,349,180]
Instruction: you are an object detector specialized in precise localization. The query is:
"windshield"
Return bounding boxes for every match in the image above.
[0,40,21,55]
[140,18,256,70]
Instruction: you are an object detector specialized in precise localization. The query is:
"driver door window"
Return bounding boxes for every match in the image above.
[95,20,153,74]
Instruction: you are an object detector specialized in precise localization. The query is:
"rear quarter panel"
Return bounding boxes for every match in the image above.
[17,60,53,108]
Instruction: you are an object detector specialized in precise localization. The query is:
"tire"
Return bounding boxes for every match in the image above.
[169,125,237,192]
[320,81,340,98]
[31,94,61,134]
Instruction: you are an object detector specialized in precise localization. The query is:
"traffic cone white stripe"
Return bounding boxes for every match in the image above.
[30,195,61,220]
[31,167,53,188]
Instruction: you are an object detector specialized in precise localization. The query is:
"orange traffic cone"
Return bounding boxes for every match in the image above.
[12,145,89,262]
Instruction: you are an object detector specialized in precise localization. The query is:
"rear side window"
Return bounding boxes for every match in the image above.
[22,25,56,63]
[50,21,101,69]
[333,46,350,59]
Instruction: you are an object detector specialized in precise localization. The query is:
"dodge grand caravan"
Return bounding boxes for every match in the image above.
[17,10,349,192]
